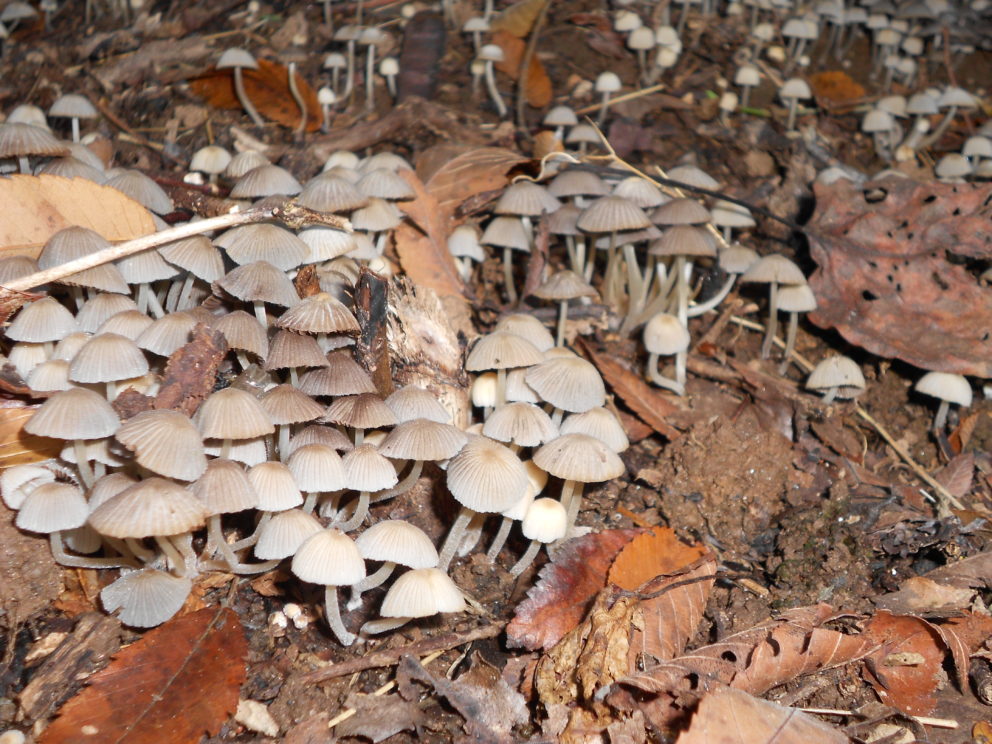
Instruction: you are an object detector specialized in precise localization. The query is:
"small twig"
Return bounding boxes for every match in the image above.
[515,0,551,133]
[801,708,958,729]
[573,83,670,115]
[302,622,505,684]
[0,201,351,296]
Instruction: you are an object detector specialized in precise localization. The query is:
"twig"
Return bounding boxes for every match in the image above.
[515,0,551,133]
[302,622,505,684]
[801,708,958,729]
[573,83,670,115]
[0,201,351,296]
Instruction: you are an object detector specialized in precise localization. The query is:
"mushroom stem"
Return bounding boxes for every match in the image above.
[372,459,424,501]
[252,300,267,327]
[125,537,158,563]
[438,506,474,571]
[646,353,685,395]
[486,516,514,560]
[347,560,396,609]
[786,99,800,131]
[622,243,645,321]
[495,368,507,410]
[334,490,370,532]
[365,44,377,111]
[173,273,196,311]
[208,514,279,574]
[155,535,189,577]
[596,91,613,127]
[760,281,779,359]
[933,399,950,433]
[233,66,266,128]
[360,616,410,635]
[777,311,800,375]
[921,105,958,148]
[483,60,507,118]
[287,62,308,142]
[278,424,292,461]
[509,539,542,577]
[73,439,95,488]
[230,511,271,552]
[561,479,585,534]
[49,532,137,569]
[686,274,736,318]
[502,246,517,305]
[555,300,569,347]
[324,586,356,646]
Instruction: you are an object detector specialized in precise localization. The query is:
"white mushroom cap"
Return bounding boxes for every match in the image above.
[101,569,192,628]
[806,355,865,397]
[915,371,972,407]
[355,520,438,568]
[595,71,622,93]
[521,498,568,543]
[643,313,690,356]
[380,567,465,618]
[292,528,366,586]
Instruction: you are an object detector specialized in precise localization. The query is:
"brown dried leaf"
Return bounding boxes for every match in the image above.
[807,179,992,376]
[490,0,546,37]
[40,607,247,744]
[861,611,945,715]
[507,528,645,651]
[0,174,155,256]
[608,529,715,665]
[875,576,975,615]
[334,693,423,742]
[189,58,321,131]
[580,340,682,440]
[928,613,992,692]
[675,687,848,744]
[934,452,974,500]
[0,402,62,468]
[154,324,228,417]
[491,31,553,109]
[809,70,866,109]
[418,145,527,219]
[923,551,992,589]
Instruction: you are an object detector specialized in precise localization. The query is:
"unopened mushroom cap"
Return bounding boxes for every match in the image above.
[648,225,716,258]
[217,48,258,69]
[135,312,198,357]
[777,283,818,313]
[533,433,625,483]
[257,385,324,427]
[292,529,366,586]
[341,443,397,492]
[915,371,972,407]
[254,508,322,560]
[105,169,174,215]
[643,313,690,356]
[247,461,304,511]
[355,519,438,567]
[521,498,568,543]
[230,165,302,198]
[288,425,355,454]
[481,216,531,251]
[25,386,120,440]
[806,355,866,395]
[88,477,208,538]
[287,444,348,492]
[380,567,465,618]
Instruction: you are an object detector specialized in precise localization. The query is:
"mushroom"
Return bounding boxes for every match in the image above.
[48,94,98,143]
[532,269,598,346]
[485,458,546,560]
[115,409,207,482]
[189,145,231,183]
[775,283,817,374]
[915,372,972,434]
[643,312,690,394]
[524,354,606,426]
[595,71,622,127]
[465,331,544,409]
[286,443,348,516]
[217,49,265,128]
[379,56,399,99]
[194,387,275,460]
[779,77,812,132]
[734,64,760,109]
[376,418,467,499]
[477,44,507,118]
[291,529,365,646]
[805,355,866,403]
[324,393,397,447]
[259,384,326,458]
[509,498,568,576]
[333,443,396,531]
[100,569,192,627]
[739,254,807,360]
[348,520,437,609]
[385,385,452,424]
[360,567,465,636]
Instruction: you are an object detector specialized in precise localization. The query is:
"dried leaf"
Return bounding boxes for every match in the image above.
[491,31,553,109]
[189,58,321,132]
[875,576,975,615]
[934,452,974,499]
[490,0,546,37]
[807,179,992,376]
[809,70,866,109]
[334,693,423,742]
[861,611,945,715]
[675,687,848,744]
[580,340,682,440]
[928,613,992,692]
[0,402,62,468]
[418,145,527,219]
[924,551,992,589]
[507,528,645,651]
[40,607,247,744]
[608,529,716,665]
[154,324,228,417]
[0,174,155,256]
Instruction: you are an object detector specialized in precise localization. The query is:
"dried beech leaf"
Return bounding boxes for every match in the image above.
[929,614,992,692]
[608,529,715,664]
[40,607,247,744]
[809,70,866,108]
[923,551,992,589]
[491,31,553,109]
[334,693,423,742]
[189,58,321,131]
[861,611,945,715]
[507,528,645,651]
[675,687,848,744]
[934,452,974,500]
[419,145,527,219]
[0,174,156,255]
[489,0,546,37]
[395,169,465,303]
[0,402,62,468]
[874,576,975,615]
[807,179,992,376]
[154,324,229,417]
[580,341,682,440]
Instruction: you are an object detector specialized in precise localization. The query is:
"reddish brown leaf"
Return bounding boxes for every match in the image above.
[608,529,715,664]
[861,611,945,715]
[807,179,992,376]
[809,70,866,108]
[875,576,975,615]
[948,410,979,452]
[924,551,992,589]
[929,614,992,692]
[419,145,526,219]
[934,452,974,500]
[489,0,546,37]
[507,528,645,651]
[189,58,321,131]
[490,31,553,109]
[580,340,682,440]
[676,687,848,744]
[0,401,62,468]
[40,607,247,744]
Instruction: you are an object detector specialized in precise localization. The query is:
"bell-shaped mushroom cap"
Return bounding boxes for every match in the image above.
[466,331,544,372]
[215,224,309,272]
[668,164,721,191]
[649,225,716,258]
[505,367,540,404]
[259,384,325,425]
[448,224,485,261]
[214,310,268,357]
[195,387,275,440]
[521,498,568,543]
[218,261,301,308]
[115,410,206,481]
[287,443,347,492]
[643,313,690,356]
[298,173,369,213]
[446,436,528,513]
[25,387,120,440]
[88,472,139,511]
[533,433,625,483]
[230,164,302,198]
[292,528,366,585]
[0,121,68,159]
[276,292,360,335]
[217,47,258,69]
[89,477,208,538]
[115,248,179,285]
[159,236,225,282]
[711,200,756,231]
[189,145,232,175]
[650,197,712,227]
[97,310,154,340]
[378,418,468,461]
[105,169,174,215]
[741,254,806,285]
[612,176,667,208]
[350,198,403,232]
[915,371,972,407]
[543,104,577,127]
[135,312,198,357]
[38,226,129,294]
[324,393,397,430]
[720,244,760,274]
[805,355,865,398]
[189,458,258,514]
[481,216,530,251]
[76,293,138,333]
[265,330,329,372]
[385,386,451,424]
[777,284,817,313]
[288,425,354,455]
[524,356,605,413]
[560,407,628,453]
[203,436,268,466]
[494,181,561,216]
[299,351,377,397]
[101,569,192,628]
[342,443,398,492]
[0,255,40,284]
[357,168,416,200]
[247,461,304,511]
[483,402,558,448]
[547,203,581,237]
[26,359,71,393]
[494,314,555,353]
[547,169,609,199]
[532,269,598,301]
[380,567,465,618]
[355,519,437,567]
[577,195,650,233]
[68,332,150,384]
[255,508,322,559]
[779,77,812,101]
[225,150,270,179]
[7,297,77,342]
[16,482,88,533]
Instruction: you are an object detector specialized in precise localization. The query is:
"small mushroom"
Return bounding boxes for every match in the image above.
[643,312,690,394]
[915,372,972,434]
[805,355,866,403]
[217,49,265,128]
[291,529,365,645]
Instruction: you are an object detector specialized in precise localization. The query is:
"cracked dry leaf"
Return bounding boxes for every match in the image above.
[807,178,992,376]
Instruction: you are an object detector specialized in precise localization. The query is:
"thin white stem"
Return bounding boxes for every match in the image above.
[438,507,474,571]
